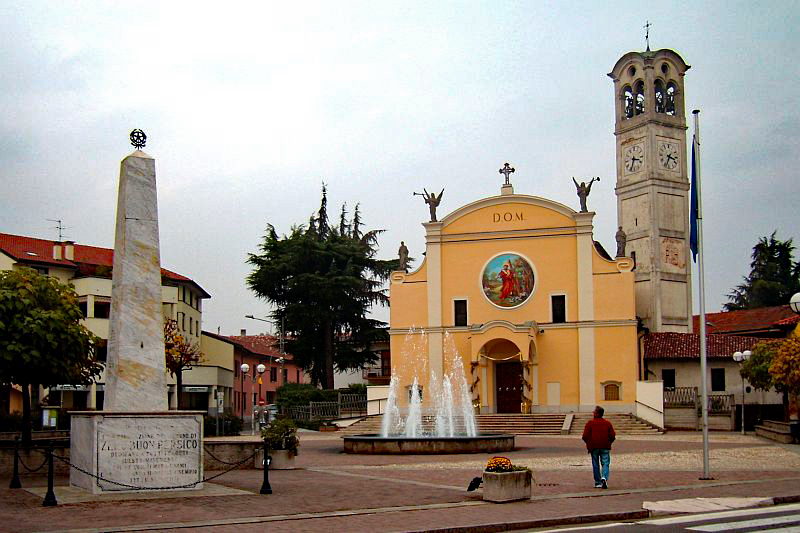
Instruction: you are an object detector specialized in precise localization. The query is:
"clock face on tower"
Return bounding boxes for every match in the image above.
[658,141,680,170]
[623,144,644,174]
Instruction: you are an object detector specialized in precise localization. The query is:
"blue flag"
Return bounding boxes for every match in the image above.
[689,134,699,262]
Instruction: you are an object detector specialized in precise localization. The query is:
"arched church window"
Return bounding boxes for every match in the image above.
[623,86,634,119]
[634,80,645,116]
[665,82,677,116]
[654,80,665,114]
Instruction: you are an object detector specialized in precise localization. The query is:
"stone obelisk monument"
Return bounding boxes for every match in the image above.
[70,131,203,494]
[104,132,167,410]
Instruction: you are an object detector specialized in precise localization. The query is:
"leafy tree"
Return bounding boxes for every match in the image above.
[740,340,791,420]
[740,340,783,392]
[164,318,203,410]
[248,185,396,389]
[0,268,102,444]
[725,232,800,311]
[770,336,800,419]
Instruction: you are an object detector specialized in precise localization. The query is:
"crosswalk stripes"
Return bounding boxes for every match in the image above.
[535,502,800,532]
[686,515,800,532]
[642,502,800,527]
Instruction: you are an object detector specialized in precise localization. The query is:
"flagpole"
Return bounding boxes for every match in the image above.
[693,109,711,479]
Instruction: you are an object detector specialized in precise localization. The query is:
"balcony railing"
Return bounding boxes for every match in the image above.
[664,386,697,407]
[362,363,391,380]
[707,394,734,414]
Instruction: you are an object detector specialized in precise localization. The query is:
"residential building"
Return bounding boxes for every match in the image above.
[225,331,307,421]
[0,232,217,417]
[643,305,800,430]
[333,336,391,388]
[693,305,799,338]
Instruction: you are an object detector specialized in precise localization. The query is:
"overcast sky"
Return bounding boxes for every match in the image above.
[2,2,798,336]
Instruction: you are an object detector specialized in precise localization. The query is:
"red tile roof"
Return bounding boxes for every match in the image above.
[693,305,796,336]
[643,332,765,359]
[225,334,293,361]
[774,315,800,327]
[0,232,209,297]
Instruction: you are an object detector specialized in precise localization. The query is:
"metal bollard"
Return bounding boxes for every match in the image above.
[42,446,57,507]
[260,438,272,494]
[9,436,21,489]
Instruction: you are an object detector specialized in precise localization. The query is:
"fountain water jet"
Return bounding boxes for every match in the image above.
[344,329,514,454]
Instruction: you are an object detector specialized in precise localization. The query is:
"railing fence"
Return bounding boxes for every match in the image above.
[285,393,367,421]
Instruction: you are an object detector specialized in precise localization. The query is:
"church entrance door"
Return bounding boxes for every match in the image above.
[496,362,522,413]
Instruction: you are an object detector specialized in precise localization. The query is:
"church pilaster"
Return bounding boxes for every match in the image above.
[575,212,597,408]
[424,221,444,379]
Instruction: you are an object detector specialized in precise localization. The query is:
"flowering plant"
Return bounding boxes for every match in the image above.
[485,456,529,473]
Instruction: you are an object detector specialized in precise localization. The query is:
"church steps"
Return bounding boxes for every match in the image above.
[339,413,663,436]
[569,414,663,435]
[341,414,564,435]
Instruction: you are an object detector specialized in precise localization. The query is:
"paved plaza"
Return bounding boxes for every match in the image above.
[2,431,799,532]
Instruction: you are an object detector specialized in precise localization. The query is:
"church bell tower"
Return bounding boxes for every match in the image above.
[609,48,692,333]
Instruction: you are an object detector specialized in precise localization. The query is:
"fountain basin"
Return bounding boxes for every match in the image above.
[342,434,514,454]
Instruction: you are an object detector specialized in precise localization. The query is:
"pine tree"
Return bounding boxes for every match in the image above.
[247,187,396,389]
[725,232,800,311]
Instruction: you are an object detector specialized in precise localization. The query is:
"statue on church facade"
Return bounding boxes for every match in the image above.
[572,177,599,212]
[615,226,627,257]
[414,188,444,222]
[398,241,409,272]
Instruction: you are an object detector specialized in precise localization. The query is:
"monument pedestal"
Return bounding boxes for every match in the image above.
[70,411,203,494]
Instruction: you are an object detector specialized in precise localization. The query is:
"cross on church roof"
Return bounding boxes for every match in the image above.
[499,162,515,185]
[644,20,652,51]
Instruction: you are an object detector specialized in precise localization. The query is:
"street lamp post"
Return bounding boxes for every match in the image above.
[732,350,752,435]
[255,363,267,433]
[239,363,250,424]
[246,313,287,400]
[256,363,266,404]
[245,314,285,355]
[276,357,285,386]
[790,292,800,315]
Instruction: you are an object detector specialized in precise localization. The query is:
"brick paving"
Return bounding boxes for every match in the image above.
[1,432,798,532]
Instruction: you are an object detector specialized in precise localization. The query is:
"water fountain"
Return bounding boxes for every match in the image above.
[344,330,514,454]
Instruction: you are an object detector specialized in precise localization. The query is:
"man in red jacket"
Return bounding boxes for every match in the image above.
[581,405,616,489]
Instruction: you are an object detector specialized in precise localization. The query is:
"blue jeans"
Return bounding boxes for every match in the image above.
[590,449,610,485]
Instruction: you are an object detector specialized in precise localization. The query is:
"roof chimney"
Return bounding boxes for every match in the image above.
[53,242,62,260]
[240,329,247,336]
[64,241,74,261]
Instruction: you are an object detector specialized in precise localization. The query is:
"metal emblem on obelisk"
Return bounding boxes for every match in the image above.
[129,129,147,150]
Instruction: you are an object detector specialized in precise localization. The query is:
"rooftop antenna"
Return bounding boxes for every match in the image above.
[46,219,70,241]
[644,20,652,51]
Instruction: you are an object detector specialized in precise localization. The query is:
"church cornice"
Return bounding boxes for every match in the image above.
[437,194,576,228]
[388,319,638,336]
[608,49,690,80]
[615,120,688,135]
[615,178,690,195]
[425,225,580,244]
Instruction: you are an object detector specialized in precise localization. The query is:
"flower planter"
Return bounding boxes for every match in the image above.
[482,470,532,502]
[255,448,296,470]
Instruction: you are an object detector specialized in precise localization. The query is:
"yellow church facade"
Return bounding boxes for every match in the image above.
[389,183,639,414]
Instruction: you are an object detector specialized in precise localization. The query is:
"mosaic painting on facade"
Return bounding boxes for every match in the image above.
[481,253,535,308]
